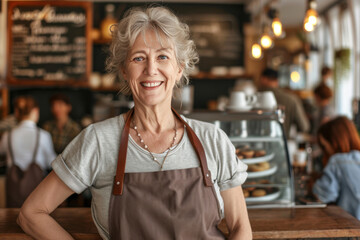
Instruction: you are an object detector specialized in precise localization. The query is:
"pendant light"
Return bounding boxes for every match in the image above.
[303,0,318,32]
[251,43,262,59]
[272,17,282,37]
[260,26,273,49]
[270,9,283,38]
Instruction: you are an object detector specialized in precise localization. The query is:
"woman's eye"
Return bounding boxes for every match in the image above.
[133,57,144,62]
[158,55,168,60]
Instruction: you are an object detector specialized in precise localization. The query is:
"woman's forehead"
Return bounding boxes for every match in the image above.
[131,28,174,51]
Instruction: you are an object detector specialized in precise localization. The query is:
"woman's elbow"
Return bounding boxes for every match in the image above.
[17,207,31,232]
[17,202,40,233]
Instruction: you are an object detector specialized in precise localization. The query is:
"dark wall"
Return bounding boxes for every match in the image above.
[93,2,250,73]
[190,79,237,109]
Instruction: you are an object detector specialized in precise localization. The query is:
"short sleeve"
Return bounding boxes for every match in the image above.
[52,124,100,194]
[313,158,340,203]
[215,128,248,191]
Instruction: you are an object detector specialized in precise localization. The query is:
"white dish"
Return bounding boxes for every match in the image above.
[226,105,252,112]
[247,165,278,178]
[242,152,275,164]
[245,189,281,203]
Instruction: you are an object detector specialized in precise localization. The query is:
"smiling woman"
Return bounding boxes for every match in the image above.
[106,6,199,96]
[17,6,252,240]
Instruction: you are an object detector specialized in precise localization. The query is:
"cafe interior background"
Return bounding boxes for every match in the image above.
[0,0,360,208]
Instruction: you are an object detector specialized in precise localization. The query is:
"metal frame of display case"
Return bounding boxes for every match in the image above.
[186,109,295,208]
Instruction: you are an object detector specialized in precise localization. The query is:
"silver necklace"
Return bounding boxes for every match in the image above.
[133,117,177,170]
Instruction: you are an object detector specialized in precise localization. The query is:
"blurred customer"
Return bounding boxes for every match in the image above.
[312,83,335,135]
[320,66,333,88]
[43,94,81,154]
[313,116,360,220]
[258,68,310,138]
[0,96,56,207]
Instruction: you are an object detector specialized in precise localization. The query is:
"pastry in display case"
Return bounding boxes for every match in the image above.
[186,109,294,208]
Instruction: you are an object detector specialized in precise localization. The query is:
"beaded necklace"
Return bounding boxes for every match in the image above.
[133,117,177,170]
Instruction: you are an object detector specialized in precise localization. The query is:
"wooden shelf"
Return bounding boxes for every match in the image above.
[190,72,253,80]
[92,38,111,45]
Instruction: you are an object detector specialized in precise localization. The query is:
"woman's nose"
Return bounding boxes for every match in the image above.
[144,59,158,76]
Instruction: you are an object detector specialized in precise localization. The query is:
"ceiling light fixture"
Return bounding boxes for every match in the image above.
[251,43,262,59]
[272,16,282,37]
[303,0,319,32]
[260,31,273,49]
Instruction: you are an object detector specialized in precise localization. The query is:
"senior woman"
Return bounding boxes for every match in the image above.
[17,6,252,239]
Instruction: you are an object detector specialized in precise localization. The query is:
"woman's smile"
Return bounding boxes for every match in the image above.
[140,81,163,88]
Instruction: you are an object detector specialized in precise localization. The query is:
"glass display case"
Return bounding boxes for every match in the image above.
[186,109,294,208]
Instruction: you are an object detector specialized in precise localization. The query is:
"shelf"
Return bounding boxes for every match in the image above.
[190,72,252,80]
[90,86,120,92]
[229,136,283,142]
[92,38,111,44]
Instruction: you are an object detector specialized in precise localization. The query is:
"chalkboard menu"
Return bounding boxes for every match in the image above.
[7,1,92,86]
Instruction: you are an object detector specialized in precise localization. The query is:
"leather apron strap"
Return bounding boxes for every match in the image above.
[112,108,213,195]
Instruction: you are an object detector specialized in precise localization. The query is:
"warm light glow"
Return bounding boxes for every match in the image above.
[251,43,262,59]
[260,34,273,49]
[303,1,318,32]
[272,17,282,37]
[291,71,301,83]
[304,20,314,32]
[307,9,318,25]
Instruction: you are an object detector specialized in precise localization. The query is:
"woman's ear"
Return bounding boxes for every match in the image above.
[176,66,183,82]
[120,66,127,80]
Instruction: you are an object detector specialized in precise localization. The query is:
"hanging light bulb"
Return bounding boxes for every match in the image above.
[251,43,262,59]
[303,0,318,32]
[304,20,314,32]
[272,17,282,37]
[260,33,273,49]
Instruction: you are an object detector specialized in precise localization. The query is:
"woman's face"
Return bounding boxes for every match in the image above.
[122,29,183,108]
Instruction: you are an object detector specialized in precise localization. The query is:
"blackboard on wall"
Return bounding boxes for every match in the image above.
[7,1,92,86]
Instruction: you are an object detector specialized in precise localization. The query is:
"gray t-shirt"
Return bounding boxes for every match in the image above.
[52,114,248,240]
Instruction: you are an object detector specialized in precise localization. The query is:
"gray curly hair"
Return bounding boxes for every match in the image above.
[106,6,199,95]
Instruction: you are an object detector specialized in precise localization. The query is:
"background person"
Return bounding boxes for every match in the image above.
[0,96,56,207]
[43,94,81,154]
[313,116,360,220]
[320,66,333,87]
[258,68,310,139]
[17,6,252,240]
[311,83,335,135]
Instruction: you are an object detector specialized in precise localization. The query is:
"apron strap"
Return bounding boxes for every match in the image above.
[171,108,213,187]
[112,108,134,195]
[113,108,212,195]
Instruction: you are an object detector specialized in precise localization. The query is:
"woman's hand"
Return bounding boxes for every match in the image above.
[221,185,252,240]
[17,171,75,240]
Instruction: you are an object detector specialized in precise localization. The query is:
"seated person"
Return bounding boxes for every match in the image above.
[313,116,360,220]
[43,94,81,154]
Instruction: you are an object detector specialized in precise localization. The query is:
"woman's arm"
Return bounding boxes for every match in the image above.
[17,171,75,240]
[221,185,252,240]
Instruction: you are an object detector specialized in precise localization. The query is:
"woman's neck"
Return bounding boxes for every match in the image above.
[132,105,175,134]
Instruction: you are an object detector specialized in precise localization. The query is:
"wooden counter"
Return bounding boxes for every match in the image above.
[0,208,101,239]
[219,206,360,239]
[1,206,360,239]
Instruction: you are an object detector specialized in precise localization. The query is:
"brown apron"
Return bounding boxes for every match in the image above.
[109,108,225,239]
[6,128,44,208]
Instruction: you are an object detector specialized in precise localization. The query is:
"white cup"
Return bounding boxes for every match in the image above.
[255,91,277,109]
[228,91,257,109]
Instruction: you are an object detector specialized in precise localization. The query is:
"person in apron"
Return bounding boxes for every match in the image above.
[17,6,252,239]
